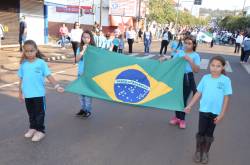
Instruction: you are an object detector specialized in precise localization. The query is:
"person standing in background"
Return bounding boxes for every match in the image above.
[143,27,152,55]
[126,26,136,54]
[118,34,124,54]
[70,22,83,63]
[112,33,120,52]
[210,31,217,48]
[138,28,143,42]
[234,31,243,53]
[94,31,106,48]
[159,27,172,56]
[0,23,4,49]
[19,16,27,52]
[242,33,250,63]
[59,24,69,49]
[103,32,113,51]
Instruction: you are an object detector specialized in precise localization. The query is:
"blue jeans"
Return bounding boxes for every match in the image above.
[79,95,92,112]
[78,74,92,112]
[61,35,66,47]
[144,39,151,53]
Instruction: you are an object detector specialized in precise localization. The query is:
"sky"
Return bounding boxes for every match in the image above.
[178,0,250,10]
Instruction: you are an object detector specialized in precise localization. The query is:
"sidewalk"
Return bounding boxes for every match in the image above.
[0,45,73,69]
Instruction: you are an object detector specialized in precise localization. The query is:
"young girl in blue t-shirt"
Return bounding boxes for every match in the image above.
[75,30,96,117]
[170,34,184,58]
[184,56,232,164]
[161,35,201,129]
[18,40,64,142]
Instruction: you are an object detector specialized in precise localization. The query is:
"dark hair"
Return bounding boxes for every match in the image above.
[209,56,226,75]
[118,34,123,38]
[105,32,111,38]
[184,35,197,51]
[20,40,45,64]
[74,22,80,29]
[80,30,96,51]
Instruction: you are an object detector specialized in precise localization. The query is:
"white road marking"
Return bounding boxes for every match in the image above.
[225,61,233,72]
[0,70,66,89]
[137,54,155,59]
[200,59,209,70]
[128,53,139,57]
[242,63,250,74]
[0,82,19,89]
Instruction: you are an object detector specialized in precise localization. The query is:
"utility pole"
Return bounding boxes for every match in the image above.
[99,0,102,29]
[242,0,247,16]
[93,0,96,24]
[137,0,142,28]
[78,0,81,24]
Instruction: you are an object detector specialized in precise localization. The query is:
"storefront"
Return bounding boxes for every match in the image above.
[0,0,44,45]
[0,0,19,45]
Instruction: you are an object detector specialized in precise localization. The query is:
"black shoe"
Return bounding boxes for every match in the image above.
[76,110,85,116]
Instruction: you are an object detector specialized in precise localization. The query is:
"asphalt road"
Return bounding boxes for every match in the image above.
[0,42,249,165]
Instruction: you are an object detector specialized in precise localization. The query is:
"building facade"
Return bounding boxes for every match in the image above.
[0,0,147,45]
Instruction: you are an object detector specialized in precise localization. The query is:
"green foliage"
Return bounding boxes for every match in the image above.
[147,0,208,26]
[219,16,250,31]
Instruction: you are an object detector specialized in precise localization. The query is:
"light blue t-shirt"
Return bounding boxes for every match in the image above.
[113,38,120,46]
[174,50,201,73]
[197,74,233,115]
[171,40,184,57]
[18,58,51,98]
[76,47,84,76]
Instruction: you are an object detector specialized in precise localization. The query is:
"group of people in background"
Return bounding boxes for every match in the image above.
[234,31,250,64]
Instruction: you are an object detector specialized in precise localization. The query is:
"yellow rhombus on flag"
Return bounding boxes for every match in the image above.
[93,64,173,105]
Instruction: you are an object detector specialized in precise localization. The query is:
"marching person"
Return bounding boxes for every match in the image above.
[184,56,232,164]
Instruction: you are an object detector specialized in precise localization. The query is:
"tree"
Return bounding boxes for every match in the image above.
[219,16,250,31]
[147,0,208,26]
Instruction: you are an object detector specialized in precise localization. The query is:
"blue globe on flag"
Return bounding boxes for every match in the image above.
[114,69,151,103]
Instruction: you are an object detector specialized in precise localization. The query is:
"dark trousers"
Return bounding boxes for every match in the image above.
[118,49,123,54]
[19,34,27,51]
[197,112,217,137]
[240,47,245,62]
[71,41,80,63]
[113,45,118,52]
[25,97,46,133]
[160,40,169,55]
[210,39,214,48]
[127,39,134,53]
[243,50,250,62]
[234,43,241,53]
[176,73,197,120]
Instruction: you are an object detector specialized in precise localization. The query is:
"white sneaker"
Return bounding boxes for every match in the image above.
[24,129,37,138]
[31,131,45,142]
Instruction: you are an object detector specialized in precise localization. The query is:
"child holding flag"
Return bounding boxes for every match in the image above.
[18,40,64,142]
[75,30,96,117]
[184,56,232,164]
[161,35,201,129]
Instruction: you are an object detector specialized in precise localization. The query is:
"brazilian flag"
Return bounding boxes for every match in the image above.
[65,46,186,111]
